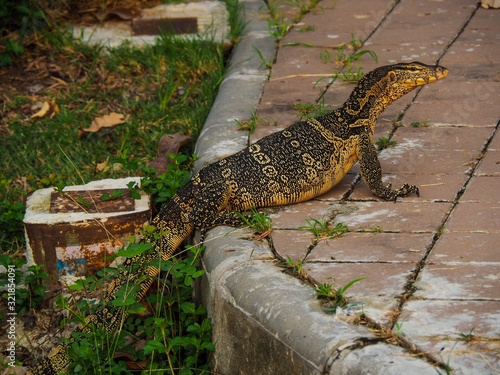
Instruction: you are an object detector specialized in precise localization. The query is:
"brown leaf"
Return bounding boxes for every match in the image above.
[82,113,129,134]
[148,133,191,174]
[31,101,59,120]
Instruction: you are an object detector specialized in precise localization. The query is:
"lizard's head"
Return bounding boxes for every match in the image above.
[378,61,448,99]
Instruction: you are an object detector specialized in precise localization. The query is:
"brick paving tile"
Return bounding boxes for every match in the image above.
[330,201,453,233]
[303,262,415,297]
[445,202,500,232]
[350,173,468,202]
[403,100,500,127]
[401,300,500,374]
[271,229,314,261]
[466,7,500,29]
[458,27,500,43]
[442,42,500,63]
[428,232,500,263]
[476,150,500,176]
[364,43,442,65]
[268,200,334,229]
[489,131,500,150]
[390,127,493,151]
[413,263,500,300]
[378,149,478,174]
[460,176,500,202]
[306,232,432,263]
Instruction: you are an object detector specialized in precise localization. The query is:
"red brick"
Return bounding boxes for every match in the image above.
[271,229,314,261]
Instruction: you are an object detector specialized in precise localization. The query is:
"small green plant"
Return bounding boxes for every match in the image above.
[393,318,406,340]
[225,0,249,43]
[457,327,476,345]
[100,189,125,201]
[359,226,383,233]
[410,118,432,127]
[299,215,348,240]
[253,46,274,69]
[315,277,366,311]
[293,96,328,119]
[0,254,47,317]
[297,25,314,32]
[375,137,397,150]
[237,207,272,235]
[57,243,212,374]
[283,255,307,279]
[235,112,271,135]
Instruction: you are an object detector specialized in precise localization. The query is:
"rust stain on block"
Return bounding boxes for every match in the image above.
[132,17,198,35]
[24,178,151,281]
[50,189,135,214]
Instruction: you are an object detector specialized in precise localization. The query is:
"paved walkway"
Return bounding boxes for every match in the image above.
[196,0,500,374]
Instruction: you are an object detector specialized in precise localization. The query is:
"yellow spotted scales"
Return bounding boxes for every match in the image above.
[29,62,448,374]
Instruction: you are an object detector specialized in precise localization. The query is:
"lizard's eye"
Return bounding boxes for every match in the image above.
[409,66,418,72]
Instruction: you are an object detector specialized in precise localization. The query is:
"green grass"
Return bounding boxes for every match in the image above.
[0,23,230,252]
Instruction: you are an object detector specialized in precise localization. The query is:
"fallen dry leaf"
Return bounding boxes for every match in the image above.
[148,133,191,174]
[31,101,60,120]
[80,112,129,137]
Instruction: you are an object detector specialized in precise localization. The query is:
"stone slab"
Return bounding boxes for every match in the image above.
[401,300,500,374]
[460,176,500,202]
[271,229,315,261]
[307,232,433,263]
[445,202,500,232]
[476,150,500,176]
[428,231,500,264]
[330,202,452,233]
[413,263,500,300]
[303,262,415,297]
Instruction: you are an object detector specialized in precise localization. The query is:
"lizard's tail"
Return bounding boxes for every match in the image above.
[28,183,197,375]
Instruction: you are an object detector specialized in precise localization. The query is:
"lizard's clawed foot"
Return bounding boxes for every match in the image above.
[377,183,419,201]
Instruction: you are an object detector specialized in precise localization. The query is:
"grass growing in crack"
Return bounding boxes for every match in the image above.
[235,112,273,135]
[299,215,348,240]
[315,277,366,312]
[410,118,432,127]
[393,318,406,340]
[318,47,378,86]
[283,256,307,279]
[375,136,397,150]
[253,46,274,69]
[237,207,273,236]
[293,96,329,119]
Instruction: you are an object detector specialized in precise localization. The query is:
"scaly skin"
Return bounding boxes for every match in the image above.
[29,62,448,374]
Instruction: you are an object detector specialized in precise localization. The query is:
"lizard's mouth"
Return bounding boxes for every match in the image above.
[407,65,449,86]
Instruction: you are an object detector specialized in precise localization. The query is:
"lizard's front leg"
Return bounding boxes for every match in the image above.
[356,132,419,200]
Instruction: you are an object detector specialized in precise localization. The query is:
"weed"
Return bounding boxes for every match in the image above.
[457,327,476,345]
[0,254,47,317]
[359,226,383,233]
[410,118,432,127]
[375,137,397,150]
[225,0,248,43]
[56,244,212,374]
[297,25,314,32]
[237,207,272,235]
[393,318,406,340]
[235,112,271,135]
[253,46,274,69]
[283,256,307,278]
[293,96,329,119]
[315,277,366,311]
[299,215,348,240]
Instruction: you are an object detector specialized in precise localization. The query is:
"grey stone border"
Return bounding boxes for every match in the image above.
[193,1,444,373]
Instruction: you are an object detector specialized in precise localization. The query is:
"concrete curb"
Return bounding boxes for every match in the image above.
[192,1,446,373]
